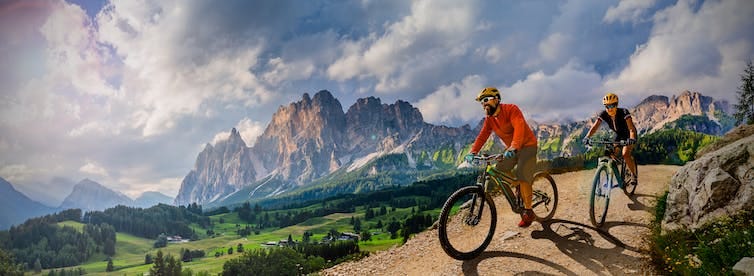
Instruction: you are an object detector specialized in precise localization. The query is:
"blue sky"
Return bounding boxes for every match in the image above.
[0,0,752,205]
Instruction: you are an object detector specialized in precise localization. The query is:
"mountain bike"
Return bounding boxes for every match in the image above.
[586,140,638,227]
[437,154,558,260]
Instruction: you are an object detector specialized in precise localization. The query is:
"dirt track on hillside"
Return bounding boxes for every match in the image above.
[322,165,680,275]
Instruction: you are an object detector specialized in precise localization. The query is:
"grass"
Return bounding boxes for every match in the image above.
[39,205,413,275]
[650,191,754,275]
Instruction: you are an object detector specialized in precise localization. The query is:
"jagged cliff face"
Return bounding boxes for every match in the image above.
[175,90,476,205]
[174,128,258,205]
[631,90,730,134]
[344,97,426,153]
[253,91,346,184]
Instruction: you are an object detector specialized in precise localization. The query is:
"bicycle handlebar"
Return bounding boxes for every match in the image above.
[472,153,504,160]
[587,140,629,146]
[585,140,629,153]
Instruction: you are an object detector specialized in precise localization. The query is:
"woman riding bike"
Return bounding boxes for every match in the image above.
[582,92,639,186]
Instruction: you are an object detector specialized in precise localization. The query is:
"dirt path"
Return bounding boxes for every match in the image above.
[322,165,679,275]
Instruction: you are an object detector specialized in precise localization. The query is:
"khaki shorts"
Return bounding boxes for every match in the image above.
[495,145,537,183]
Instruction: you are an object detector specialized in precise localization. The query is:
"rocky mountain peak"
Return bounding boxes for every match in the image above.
[344,97,426,153]
[174,125,259,206]
[631,90,729,134]
[251,90,346,185]
[638,95,669,106]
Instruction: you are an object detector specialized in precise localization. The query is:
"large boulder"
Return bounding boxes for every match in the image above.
[661,133,754,232]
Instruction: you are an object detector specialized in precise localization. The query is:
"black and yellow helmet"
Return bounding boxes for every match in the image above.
[602,93,619,105]
[476,87,500,102]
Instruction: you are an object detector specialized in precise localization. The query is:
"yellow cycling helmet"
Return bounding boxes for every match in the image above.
[602,93,619,105]
[476,87,500,102]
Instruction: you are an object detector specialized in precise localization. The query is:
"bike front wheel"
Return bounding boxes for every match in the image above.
[590,165,613,227]
[622,162,638,196]
[530,171,558,221]
[438,185,497,260]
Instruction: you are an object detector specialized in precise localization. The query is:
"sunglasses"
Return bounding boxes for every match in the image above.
[481,97,496,103]
[604,104,617,109]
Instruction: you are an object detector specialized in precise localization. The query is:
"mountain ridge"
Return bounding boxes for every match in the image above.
[175,89,732,207]
[0,176,54,230]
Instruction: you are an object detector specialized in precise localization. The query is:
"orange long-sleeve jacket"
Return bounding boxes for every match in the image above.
[470,103,537,153]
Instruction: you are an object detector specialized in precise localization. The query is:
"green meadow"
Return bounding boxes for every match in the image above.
[37,203,424,275]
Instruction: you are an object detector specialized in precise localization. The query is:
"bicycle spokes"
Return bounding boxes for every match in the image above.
[529,172,558,221]
[438,186,497,260]
[590,166,612,227]
[532,190,551,209]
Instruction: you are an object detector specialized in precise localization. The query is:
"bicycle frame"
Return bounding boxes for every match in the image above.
[476,156,526,214]
[593,142,628,189]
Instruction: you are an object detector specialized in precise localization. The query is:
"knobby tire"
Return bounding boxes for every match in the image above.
[438,185,497,260]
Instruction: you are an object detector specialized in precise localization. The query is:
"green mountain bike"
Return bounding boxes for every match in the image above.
[438,154,559,260]
[587,140,638,227]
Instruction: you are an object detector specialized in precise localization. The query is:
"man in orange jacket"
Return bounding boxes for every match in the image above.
[465,87,539,227]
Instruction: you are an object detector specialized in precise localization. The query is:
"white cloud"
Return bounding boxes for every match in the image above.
[604,0,657,24]
[237,118,266,146]
[504,61,604,123]
[416,75,486,126]
[604,0,754,102]
[95,1,275,136]
[39,1,118,97]
[263,57,316,85]
[328,0,477,94]
[79,161,109,177]
[539,33,573,62]
[0,164,37,183]
[117,176,182,198]
[211,118,266,146]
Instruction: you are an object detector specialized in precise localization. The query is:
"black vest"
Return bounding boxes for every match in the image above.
[598,108,631,140]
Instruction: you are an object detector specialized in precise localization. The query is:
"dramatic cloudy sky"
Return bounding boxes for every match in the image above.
[1,0,752,205]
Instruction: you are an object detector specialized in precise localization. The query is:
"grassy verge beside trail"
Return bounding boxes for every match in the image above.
[649,191,754,275]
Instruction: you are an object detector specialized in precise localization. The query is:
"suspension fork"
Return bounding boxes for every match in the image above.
[466,169,489,225]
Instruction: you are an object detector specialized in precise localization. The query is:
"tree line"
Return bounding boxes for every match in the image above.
[83,203,210,240]
[0,209,114,270]
[222,240,362,276]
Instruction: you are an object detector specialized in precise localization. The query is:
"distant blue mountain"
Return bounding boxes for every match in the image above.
[0,177,56,230]
[134,191,173,208]
[59,179,134,211]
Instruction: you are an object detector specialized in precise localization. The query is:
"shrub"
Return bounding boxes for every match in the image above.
[650,194,754,275]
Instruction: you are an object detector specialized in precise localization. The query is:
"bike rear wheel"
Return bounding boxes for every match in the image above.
[438,185,497,260]
[590,165,613,227]
[530,171,558,221]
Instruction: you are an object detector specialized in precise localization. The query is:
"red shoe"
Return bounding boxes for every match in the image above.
[518,209,535,228]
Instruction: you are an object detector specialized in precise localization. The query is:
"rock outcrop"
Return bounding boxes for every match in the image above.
[631,90,731,135]
[174,128,258,205]
[661,132,754,232]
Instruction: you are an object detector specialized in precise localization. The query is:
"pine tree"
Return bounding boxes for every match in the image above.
[165,255,182,276]
[34,258,42,273]
[149,250,165,276]
[734,60,754,125]
[106,258,114,272]
[0,248,24,276]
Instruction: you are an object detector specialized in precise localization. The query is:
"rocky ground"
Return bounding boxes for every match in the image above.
[322,165,680,275]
